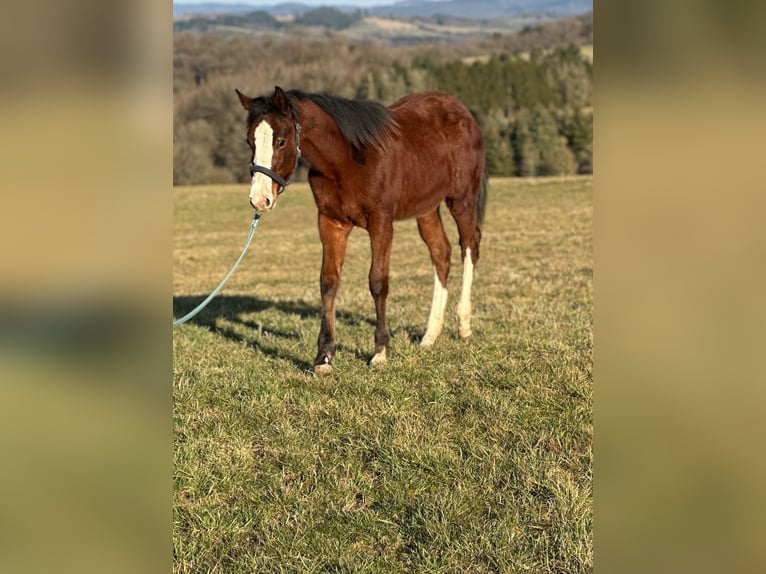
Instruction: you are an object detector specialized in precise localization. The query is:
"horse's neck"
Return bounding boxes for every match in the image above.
[293,99,349,174]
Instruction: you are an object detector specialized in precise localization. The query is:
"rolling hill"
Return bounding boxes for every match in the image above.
[173,0,592,19]
[173,2,592,47]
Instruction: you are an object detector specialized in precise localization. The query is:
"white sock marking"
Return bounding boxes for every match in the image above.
[421,267,448,346]
[458,248,474,339]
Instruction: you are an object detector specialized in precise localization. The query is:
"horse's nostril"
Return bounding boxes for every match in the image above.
[264,197,272,208]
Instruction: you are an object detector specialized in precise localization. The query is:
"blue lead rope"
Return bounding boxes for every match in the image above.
[173,213,261,328]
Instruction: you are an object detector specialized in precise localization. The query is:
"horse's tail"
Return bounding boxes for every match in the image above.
[468,107,488,227]
[477,168,488,227]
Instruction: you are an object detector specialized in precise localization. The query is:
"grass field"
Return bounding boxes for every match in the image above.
[173,177,592,573]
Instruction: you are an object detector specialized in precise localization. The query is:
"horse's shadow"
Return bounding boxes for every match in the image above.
[173,295,390,372]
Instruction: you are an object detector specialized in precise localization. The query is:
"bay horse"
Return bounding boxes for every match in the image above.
[235,86,487,376]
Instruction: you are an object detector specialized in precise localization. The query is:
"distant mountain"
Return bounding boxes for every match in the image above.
[173,0,592,19]
[174,3,260,17]
[371,0,592,19]
[173,3,316,18]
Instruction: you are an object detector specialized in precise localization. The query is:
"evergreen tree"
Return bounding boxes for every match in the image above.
[511,109,538,177]
[530,105,576,176]
[548,45,593,109]
[563,108,593,174]
[482,112,515,177]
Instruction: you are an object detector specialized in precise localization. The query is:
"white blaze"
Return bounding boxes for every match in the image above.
[421,267,448,346]
[250,120,274,205]
[458,248,474,339]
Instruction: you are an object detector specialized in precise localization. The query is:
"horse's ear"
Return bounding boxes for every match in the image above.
[272,86,290,117]
[235,88,252,111]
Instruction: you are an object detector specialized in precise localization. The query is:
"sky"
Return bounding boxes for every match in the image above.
[173,0,412,6]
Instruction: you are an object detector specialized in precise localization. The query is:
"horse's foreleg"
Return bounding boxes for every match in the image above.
[368,217,394,368]
[314,215,352,376]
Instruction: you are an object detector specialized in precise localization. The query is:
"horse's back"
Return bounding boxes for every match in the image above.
[383,91,484,219]
[390,91,478,135]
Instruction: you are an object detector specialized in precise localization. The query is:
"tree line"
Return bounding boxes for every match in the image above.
[173,21,592,185]
[173,7,365,35]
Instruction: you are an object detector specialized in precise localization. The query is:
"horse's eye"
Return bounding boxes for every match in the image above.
[276,139,286,148]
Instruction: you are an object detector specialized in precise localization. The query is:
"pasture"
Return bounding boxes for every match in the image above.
[173,177,592,572]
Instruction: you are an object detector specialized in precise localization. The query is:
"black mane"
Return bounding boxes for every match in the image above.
[287,90,398,150]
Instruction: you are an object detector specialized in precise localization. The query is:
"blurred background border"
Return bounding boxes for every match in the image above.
[1,0,765,571]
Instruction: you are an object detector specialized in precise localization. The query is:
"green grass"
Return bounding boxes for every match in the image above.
[173,177,592,573]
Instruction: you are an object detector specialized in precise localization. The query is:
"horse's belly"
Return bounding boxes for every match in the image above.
[393,184,448,220]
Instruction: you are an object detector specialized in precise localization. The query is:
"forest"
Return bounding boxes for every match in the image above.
[173,11,592,185]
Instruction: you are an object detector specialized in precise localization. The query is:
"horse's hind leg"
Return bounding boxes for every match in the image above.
[417,208,452,346]
[446,198,482,339]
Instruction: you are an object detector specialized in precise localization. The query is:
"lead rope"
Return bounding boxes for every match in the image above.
[173,213,261,328]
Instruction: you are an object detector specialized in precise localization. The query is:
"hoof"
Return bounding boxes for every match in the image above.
[420,329,441,346]
[313,353,333,376]
[458,327,472,339]
[369,349,387,369]
[313,363,333,376]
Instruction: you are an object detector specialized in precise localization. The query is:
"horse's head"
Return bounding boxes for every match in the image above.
[236,86,300,212]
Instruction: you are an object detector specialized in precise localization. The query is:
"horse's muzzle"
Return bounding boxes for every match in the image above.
[249,194,275,212]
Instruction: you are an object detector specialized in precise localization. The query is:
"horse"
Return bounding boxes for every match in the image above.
[235,86,487,376]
